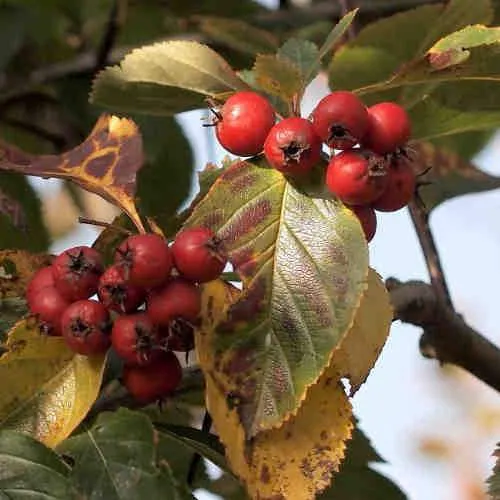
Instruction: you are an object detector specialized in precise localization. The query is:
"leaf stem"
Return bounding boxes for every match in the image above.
[78,216,133,235]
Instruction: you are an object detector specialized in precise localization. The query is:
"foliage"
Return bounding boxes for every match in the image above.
[0,0,499,498]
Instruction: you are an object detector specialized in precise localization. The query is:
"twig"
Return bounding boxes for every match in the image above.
[0,117,67,150]
[338,0,358,39]
[387,278,500,392]
[407,199,452,308]
[78,216,133,235]
[94,0,123,72]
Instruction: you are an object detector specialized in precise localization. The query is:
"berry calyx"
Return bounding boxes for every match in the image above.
[98,265,145,314]
[61,300,111,355]
[363,102,411,154]
[310,91,369,150]
[326,150,388,205]
[147,278,201,326]
[348,205,377,242]
[29,286,70,336]
[172,227,226,283]
[122,351,182,404]
[52,246,103,301]
[111,312,161,366]
[373,157,416,212]
[264,117,322,175]
[115,233,172,288]
[26,266,55,304]
[215,91,275,156]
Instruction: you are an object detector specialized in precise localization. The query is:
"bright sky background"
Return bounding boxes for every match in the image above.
[40,1,500,498]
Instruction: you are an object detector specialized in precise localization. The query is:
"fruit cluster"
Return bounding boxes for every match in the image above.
[25,227,227,403]
[214,90,417,242]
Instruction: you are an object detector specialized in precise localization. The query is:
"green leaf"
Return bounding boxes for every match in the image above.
[197,16,278,55]
[91,41,249,116]
[0,430,77,499]
[319,425,406,499]
[59,408,193,500]
[488,442,500,499]
[184,158,368,438]
[133,115,194,222]
[278,38,319,88]
[412,141,500,211]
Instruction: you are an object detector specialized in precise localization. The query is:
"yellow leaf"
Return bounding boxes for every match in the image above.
[330,268,393,395]
[0,320,105,448]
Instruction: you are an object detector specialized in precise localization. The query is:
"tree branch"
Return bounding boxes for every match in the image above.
[387,278,500,392]
[94,0,123,73]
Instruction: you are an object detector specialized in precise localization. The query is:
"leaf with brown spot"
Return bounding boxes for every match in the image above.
[196,280,354,500]
[0,114,146,232]
[411,141,500,211]
[329,268,392,395]
[0,320,106,448]
[186,158,368,438]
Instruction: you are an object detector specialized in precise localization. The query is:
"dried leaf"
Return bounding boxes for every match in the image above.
[0,114,146,232]
[0,320,106,448]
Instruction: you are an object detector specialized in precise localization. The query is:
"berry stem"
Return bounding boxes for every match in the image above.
[407,197,452,308]
[78,216,133,235]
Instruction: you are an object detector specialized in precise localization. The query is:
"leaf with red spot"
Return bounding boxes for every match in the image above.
[0,114,145,232]
[185,157,368,438]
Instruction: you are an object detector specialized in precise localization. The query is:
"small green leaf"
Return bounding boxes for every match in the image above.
[411,141,500,211]
[197,16,278,55]
[278,38,319,88]
[59,408,192,500]
[0,430,77,499]
[91,41,249,116]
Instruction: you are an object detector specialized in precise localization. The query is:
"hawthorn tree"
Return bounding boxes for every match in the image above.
[1,0,500,498]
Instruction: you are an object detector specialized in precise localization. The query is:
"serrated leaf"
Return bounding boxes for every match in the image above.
[0,430,77,499]
[197,16,278,55]
[411,141,500,211]
[59,408,193,500]
[254,54,303,103]
[196,280,354,500]
[0,114,146,232]
[488,442,500,498]
[91,40,249,116]
[278,38,319,88]
[0,320,106,448]
[185,158,368,438]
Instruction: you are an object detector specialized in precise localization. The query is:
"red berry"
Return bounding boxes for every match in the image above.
[310,91,369,150]
[326,150,388,205]
[363,102,411,154]
[172,227,226,283]
[61,300,110,355]
[373,158,416,212]
[147,278,201,326]
[98,265,145,314]
[29,286,70,336]
[264,117,321,175]
[52,246,103,301]
[26,266,55,304]
[115,234,172,288]
[122,351,182,404]
[111,312,162,366]
[215,91,275,156]
[348,205,377,242]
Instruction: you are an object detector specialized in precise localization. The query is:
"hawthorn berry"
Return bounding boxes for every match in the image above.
[264,117,322,175]
[29,286,70,336]
[111,312,162,366]
[115,233,172,288]
[215,91,275,156]
[310,91,369,150]
[147,277,201,326]
[122,351,182,404]
[348,205,377,242]
[172,227,226,283]
[98,265,145,314]
[373,157,416,212]
[363,102,411,154]
[26,266,55,304]
[326,150,388,205]
[52,246,103,301]
[61,300,111,355]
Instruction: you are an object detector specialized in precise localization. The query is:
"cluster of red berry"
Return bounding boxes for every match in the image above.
[25,227,227,403]
[214,90,416,242]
